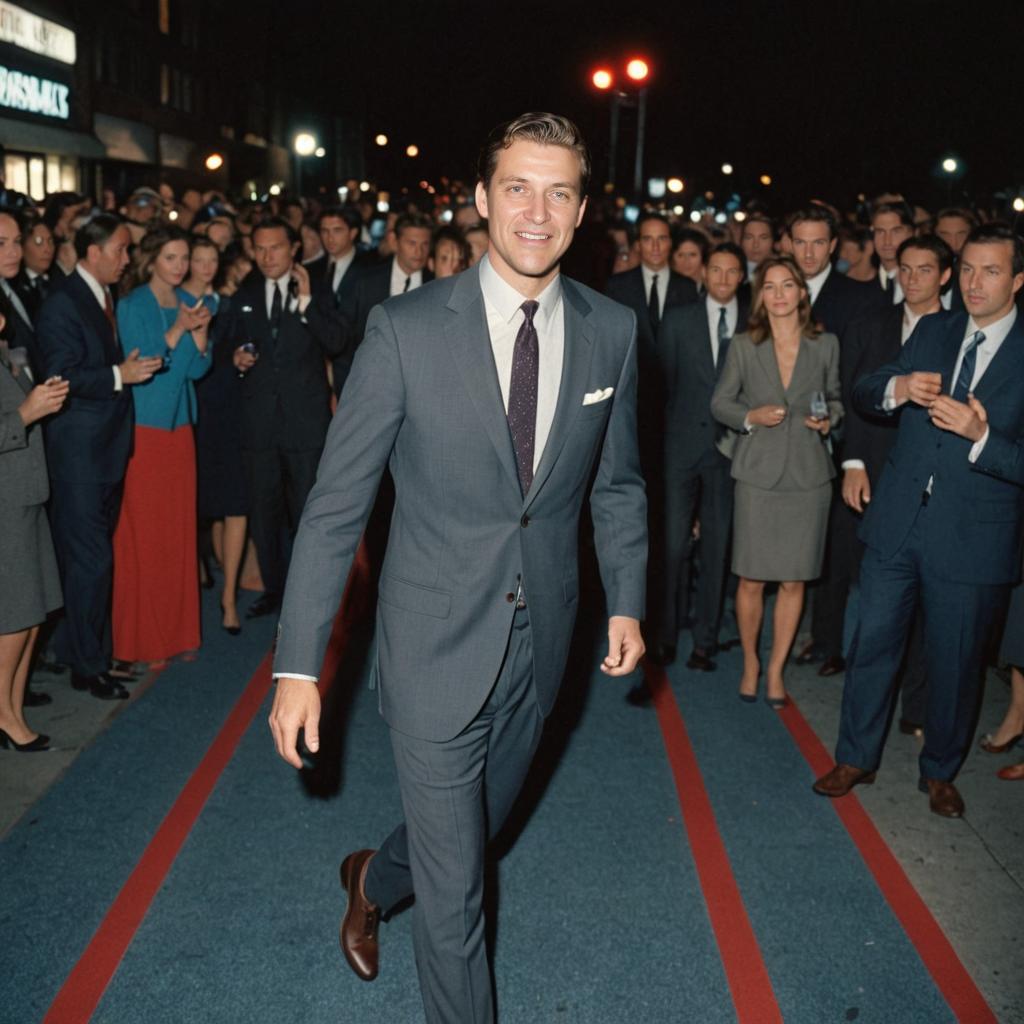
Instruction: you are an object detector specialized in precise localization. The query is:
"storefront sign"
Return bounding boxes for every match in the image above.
[0,62,69,119]
[0,2,76,64]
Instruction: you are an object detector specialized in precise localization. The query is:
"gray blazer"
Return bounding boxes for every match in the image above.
[274,265,648,742]
[0,357,49,509]
[710,330,842,490]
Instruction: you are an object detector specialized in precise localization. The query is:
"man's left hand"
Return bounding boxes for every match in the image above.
[601,616,645,676]
[928,393,987,441]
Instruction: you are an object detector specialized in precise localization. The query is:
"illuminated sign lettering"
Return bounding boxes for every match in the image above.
[0,63,69,119]
[0,2,76,64]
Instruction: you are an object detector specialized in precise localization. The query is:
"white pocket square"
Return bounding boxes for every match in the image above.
[582,387,614,406]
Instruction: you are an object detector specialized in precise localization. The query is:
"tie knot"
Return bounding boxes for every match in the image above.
[521,299,539,324]
[968,329,985,350]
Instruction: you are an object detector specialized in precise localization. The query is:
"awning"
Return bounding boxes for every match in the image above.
[0,114,105,158]
[93,113,156,164]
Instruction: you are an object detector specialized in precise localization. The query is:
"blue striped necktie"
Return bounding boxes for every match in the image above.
[952,330,984,402]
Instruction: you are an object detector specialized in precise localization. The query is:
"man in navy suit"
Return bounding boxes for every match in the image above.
[814,223,1024,817]
[37,215,163,699]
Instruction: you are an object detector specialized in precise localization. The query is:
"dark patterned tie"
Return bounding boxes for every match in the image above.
[508,300,540,496]
[270,281,283,339]
[952,330,984,402]
[648,273,660,333]
[716,306,730,369]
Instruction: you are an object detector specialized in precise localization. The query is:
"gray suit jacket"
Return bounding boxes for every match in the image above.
[274,265,648,741]
[710,331,843,490]
[0,358,49,509]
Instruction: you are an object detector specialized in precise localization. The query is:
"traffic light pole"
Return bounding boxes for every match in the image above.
[633,86,647,199]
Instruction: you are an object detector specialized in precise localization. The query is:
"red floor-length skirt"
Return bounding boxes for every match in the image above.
[112,425,200,662]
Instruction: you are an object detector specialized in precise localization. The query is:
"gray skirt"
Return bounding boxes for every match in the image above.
[731,480,832,582]
[0,504,62,633]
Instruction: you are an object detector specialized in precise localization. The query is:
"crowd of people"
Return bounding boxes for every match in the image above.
[0,161,1021,798]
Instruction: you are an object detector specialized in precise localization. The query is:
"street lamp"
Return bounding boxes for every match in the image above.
[314,146,326,158]
[293,132,318,195]
[1014,197,1024,213]
[375,133,389,147]
[406,144,420,158]
[721,162,733,175]
[591,68,613,90]
[626,58,649,82]
[204,153,224,172]
[667,177,684,194]
[942,157,958,174]
[759,173,772,186]
[626,57,650,198]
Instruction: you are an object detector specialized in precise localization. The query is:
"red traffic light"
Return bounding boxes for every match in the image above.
[591,68,614,90]
[626,58,650,82]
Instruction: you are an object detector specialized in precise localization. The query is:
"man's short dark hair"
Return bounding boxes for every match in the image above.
[252,215,299,246]
[787,205,838,240]
[393,212,433,239]
[637,211,670,234]
[896,234,954,275]
[432,225,471,265]
[964,222,1024,276]
[707,241,747,280]
[74,213,125,260]
[871,200,915,228]
[838,223,872,251]
[935,207,977,228]
[317,205,362,232]
[478,112,590,196]
[672,227,710,262]
[741,212,774,236]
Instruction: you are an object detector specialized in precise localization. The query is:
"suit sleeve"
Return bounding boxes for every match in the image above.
[852,322,925,419]
[970,429,1024,486]
[303,292,350,360]
[589,312,648,620]
[37,295,119,401]
[1,409,28,453]
[824,333,843,429]
[273,303,407,678]
[710,337,749,431]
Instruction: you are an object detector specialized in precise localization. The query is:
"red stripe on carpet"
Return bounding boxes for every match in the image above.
[644,662,783,1024]
[43,546,369,1024]
[778,698,997,1024]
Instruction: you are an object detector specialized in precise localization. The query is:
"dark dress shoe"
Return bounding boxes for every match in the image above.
[36,656,67,675]
[340,849,380,981]
[794,641,823,665]
[72,672,129,700]
[108,660,141,681]
[813,763,877,797]
[246,592,281,619]
[0,729,51,752]
[918,777,964,818]
[624,683,652,707]
[647,644,675,667]
[899,718,924,737]
[686,648,716,672]
[24,688,53,707]
[817,655,846,677]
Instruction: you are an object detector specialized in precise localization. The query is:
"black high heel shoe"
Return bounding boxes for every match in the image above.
[221,604,241,636]
[0,728,51,752]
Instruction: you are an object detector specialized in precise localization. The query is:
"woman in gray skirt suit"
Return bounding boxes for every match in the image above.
[0,305,68,752]
[711,255,842,706]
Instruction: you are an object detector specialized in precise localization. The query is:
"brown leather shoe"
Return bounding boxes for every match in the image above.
[812,763,877,797]
[340,849,380,981]
[918,778,964,818]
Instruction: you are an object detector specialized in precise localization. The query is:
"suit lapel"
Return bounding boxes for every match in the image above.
[526,279,595,510]
[70,274,119,360]
[938,313,969,393]
[754,337,785,399]
[971,317,1024,403]
[444,268,521,495]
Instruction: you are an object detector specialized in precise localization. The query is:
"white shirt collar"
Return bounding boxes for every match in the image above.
[805,263,831,304]
[705,292,738,319]
[390,257,423,296]
[965,307,1017,351]
[76,264,108,308]
[641,262,668,285]
[478,253,562,331]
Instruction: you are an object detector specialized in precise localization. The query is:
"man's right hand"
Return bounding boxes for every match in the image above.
[233,346,258,372]
[893,371,942,407]
[269,677,321,769]
[119,348,164,384]
[842,467,871,513]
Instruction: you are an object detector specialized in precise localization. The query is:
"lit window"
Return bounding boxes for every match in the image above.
[158,0,170,34]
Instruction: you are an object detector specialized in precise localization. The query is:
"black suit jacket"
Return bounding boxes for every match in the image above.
[604,266,698,353]
[219,271,344,453]
[36,272,133,484]
[663,296,750,475]
[2,277,40,375]
[12,270,49,325]
[812,267,887,343]
[307,252,370,396]
[841,302,905,485]
[336,257,433,396]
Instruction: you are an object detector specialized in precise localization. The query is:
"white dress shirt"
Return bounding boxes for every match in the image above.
[389,260,423,298]
[76,264,123,391]
[265,273,310,318]
[705,293,738,367]
[879,265,903,304]
[328,249,356,293]
[272,255,565,685]
[479,253,563,472]
[805,264,831,307]
[640,263,668,318]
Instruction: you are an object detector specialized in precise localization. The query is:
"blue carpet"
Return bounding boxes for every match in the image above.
[0,585,968,1023]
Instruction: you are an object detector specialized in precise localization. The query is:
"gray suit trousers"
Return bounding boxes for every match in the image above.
[364,609,543,1024]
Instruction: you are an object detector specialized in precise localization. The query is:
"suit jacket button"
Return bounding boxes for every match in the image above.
[521,514,530,527]
[506,592,516,603]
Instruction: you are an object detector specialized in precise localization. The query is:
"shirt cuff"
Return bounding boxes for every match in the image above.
[271,673,319,683]
[968,427,990,463]
[112,364,123,391]
[742,415,753,433]
[841,459,866,471]
[881,376,902,411]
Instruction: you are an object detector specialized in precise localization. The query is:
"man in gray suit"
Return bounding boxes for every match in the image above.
[268,113,647,1023]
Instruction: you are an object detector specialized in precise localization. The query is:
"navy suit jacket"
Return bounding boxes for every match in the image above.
[36,272,133,484]
[854,310,1024,584]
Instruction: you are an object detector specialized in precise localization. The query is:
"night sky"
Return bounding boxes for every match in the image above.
[296,0,1022,211]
